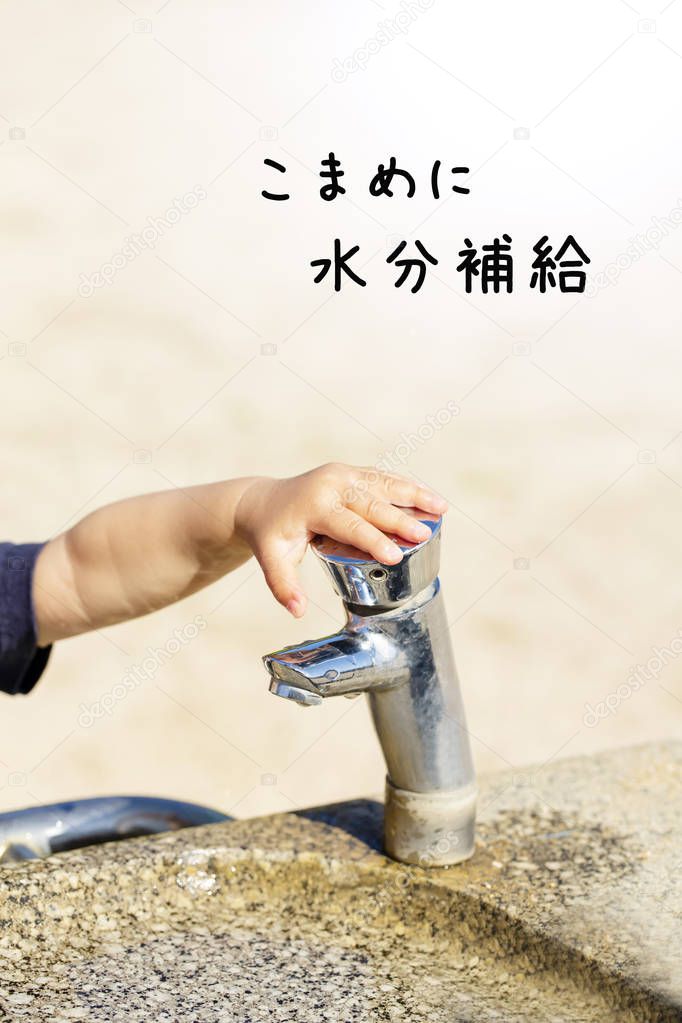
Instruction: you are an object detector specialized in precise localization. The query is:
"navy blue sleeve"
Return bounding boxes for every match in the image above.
[0,543,51,695]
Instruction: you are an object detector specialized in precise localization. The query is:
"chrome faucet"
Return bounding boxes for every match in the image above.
[263,510,477,866]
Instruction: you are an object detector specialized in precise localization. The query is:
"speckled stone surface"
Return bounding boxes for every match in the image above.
[0,742,680,1022]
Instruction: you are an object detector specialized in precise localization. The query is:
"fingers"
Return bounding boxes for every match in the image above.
[323,508,403,564]
[351,497,432,545]
[257,545,307,618]
[364,471,448,515]
[252,465,447,616]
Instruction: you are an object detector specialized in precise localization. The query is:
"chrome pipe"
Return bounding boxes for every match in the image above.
[0,796,227,864]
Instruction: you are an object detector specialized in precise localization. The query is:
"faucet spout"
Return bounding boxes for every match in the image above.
[263,629,405,707]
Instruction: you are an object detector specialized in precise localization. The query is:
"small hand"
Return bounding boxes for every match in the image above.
[235,463,447,618]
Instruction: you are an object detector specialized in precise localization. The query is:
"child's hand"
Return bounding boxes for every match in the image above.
[33,462,447,645]
[235,463,447,618]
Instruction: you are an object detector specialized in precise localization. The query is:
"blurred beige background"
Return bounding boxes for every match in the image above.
[1,0,682,818]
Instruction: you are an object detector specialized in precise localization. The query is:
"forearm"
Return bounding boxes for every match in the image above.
[33,477,261,645]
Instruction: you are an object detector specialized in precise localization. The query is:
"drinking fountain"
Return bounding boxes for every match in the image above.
[263,509,477,866]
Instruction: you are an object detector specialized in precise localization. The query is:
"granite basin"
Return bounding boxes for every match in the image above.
[0,743,680,1022]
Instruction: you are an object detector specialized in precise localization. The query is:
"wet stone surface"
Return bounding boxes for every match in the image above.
[0,742,680,1022]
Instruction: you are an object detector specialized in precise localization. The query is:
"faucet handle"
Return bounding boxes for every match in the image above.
[312,508,442,610]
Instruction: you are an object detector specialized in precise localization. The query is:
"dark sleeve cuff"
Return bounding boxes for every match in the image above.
[0,543,52,695]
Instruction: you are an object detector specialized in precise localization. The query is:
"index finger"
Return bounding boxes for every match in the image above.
[361,470,448,515]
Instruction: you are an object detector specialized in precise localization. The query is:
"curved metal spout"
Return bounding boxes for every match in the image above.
[0,796,228,864]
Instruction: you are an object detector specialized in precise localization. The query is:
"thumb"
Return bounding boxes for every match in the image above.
[257,543,307,618]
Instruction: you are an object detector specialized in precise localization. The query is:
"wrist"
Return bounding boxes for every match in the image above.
[231,476,275,550]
